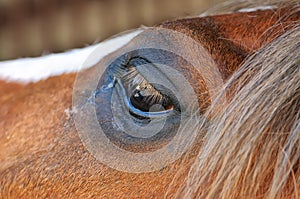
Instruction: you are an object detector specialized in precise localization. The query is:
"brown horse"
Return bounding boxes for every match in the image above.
[0,1,299,198]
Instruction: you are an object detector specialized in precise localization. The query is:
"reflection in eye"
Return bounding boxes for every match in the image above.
[108,57,180,120]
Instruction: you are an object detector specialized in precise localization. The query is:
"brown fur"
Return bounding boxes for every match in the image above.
[0,2,299,198]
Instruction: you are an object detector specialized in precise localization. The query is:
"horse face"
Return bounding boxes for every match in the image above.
[0,3,299,198]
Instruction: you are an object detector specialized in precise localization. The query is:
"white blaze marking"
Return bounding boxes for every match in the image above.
[0,29,143,84]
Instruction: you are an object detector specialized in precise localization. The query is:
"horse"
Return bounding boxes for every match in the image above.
[0,0,299,198]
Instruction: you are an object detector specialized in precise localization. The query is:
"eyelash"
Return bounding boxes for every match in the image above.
[108,57,176,117]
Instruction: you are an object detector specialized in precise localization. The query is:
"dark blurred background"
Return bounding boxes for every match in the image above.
[0,0,224,61]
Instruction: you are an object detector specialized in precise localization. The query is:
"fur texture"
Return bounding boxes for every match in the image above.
[0,1,299,198]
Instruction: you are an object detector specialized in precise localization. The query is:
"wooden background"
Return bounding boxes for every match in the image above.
[0,0,224,61]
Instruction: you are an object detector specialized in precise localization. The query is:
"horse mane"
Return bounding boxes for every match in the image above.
[170,1,300,197]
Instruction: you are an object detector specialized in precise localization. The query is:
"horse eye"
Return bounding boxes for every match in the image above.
[86,49,198,154]
[108,57,180,119]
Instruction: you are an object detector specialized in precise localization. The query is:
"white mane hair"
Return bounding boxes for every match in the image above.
[0,29,142,83]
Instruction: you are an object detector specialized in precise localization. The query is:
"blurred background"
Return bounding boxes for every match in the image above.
[0,0,225,61]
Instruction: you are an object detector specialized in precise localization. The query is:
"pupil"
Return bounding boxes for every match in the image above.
[129,85,175,113]
[130,90,160,112]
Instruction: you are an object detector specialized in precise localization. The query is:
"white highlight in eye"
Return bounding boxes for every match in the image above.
[0,29,143,84]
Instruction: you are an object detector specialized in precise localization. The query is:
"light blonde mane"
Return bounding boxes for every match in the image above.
[172,4,300,197]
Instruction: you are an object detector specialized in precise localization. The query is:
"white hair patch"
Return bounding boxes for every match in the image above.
[237,5,276,13]
[0,29,143,84]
